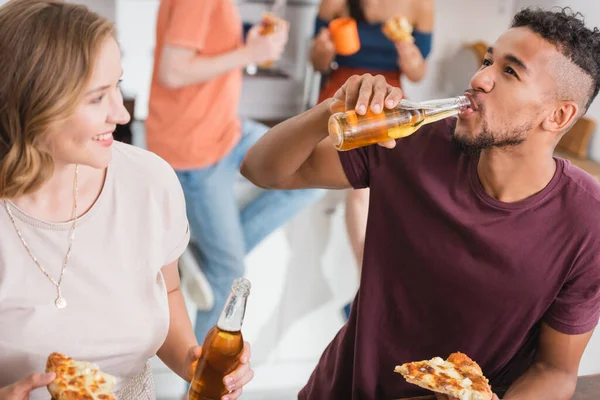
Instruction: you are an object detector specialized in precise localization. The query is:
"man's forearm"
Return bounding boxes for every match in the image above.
[502,362,577,400]
[240,99,331,188]
[161,46,252,88]
[157,289,198,382]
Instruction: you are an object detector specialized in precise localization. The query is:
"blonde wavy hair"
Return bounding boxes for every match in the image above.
[0,0,115,198]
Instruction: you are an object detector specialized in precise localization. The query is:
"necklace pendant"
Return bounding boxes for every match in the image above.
[55,296,67,309]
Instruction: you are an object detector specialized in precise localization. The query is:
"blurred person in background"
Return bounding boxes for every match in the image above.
[310,0,434,319]
[146,0,325,343]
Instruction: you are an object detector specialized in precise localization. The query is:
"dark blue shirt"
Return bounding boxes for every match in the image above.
[314,17,432,72]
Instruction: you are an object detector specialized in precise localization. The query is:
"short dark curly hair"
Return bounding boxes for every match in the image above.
[511,7,600,112]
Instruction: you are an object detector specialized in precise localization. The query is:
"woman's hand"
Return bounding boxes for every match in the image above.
[395,40,426,81]
[0,373,56,400]
[311,28,336,72]
[184,341,254,400]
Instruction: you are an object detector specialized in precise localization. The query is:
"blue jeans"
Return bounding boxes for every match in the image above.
[176,118,325,342]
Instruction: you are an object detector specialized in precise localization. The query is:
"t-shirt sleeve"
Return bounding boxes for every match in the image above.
[161,166,191,266]
[338,147,371,189]
[164,0,215,51]
[544,251,600,334]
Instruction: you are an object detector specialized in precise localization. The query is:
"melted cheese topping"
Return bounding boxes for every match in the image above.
[395,352,493,400]
[46,353,116,400]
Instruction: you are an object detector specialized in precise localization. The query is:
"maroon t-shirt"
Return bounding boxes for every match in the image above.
[299,118,600,399]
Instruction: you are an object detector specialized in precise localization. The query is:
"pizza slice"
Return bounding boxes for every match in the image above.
[394,352,493,400]
[259,12,284,36]
[382,15,415,43]
[46,352,116,400]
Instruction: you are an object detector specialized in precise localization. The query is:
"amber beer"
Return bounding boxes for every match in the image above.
[188,278,251,400]
[328,96,472,151]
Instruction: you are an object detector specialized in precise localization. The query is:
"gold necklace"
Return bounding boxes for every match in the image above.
[4,165,79,309]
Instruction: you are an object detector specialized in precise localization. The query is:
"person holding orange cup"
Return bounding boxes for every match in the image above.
[309,0,434,322]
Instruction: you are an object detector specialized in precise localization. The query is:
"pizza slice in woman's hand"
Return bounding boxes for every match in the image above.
[46,353,116,400]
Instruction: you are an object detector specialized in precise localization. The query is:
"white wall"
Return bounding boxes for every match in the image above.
[67,0,116,20]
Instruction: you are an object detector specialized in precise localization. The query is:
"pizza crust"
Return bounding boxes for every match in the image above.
[394,353,493,400]
[46,353,116,400]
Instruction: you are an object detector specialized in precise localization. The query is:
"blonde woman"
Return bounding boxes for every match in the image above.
[0,1,252,399]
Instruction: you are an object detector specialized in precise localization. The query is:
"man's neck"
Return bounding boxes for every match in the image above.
[477,144,557,204]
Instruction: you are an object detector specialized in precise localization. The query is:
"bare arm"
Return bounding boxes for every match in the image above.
[241,74,403,190]
[503,323,593,399]
[318,0,345,18]
[398,0,434,82]
[413,0,434,37]
[159,23,289,89]
[156,260,198,381]
[241,99,351,190]
[158,45,253,89]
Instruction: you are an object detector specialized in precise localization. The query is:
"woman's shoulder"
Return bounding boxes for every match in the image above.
[318,0,346,20]
[412,0,434,31]
[111,141,179,190]
[414,0,434,13]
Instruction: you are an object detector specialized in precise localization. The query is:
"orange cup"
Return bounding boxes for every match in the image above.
[329,17,361,56]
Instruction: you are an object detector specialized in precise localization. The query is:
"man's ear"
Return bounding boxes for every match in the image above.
[542,101,578,133]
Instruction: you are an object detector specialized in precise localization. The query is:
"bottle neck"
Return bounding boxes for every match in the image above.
[216,278,251,332]
[420,95,471,123]
[418,95,471,111]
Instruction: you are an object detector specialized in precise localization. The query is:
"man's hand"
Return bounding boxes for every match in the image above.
[0,373,56,400]
[245,21,289,65]
[330,73,404,148]
[435,394,501,400]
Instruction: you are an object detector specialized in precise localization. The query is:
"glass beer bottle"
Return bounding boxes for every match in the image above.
[188,278,251,400]
[328,95,472,151]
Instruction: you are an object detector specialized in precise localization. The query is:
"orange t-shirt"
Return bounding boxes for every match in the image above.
[146,0,243,170]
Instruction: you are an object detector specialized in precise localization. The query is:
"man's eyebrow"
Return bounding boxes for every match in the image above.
[505,54,530,75]
[486,47,530,75]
